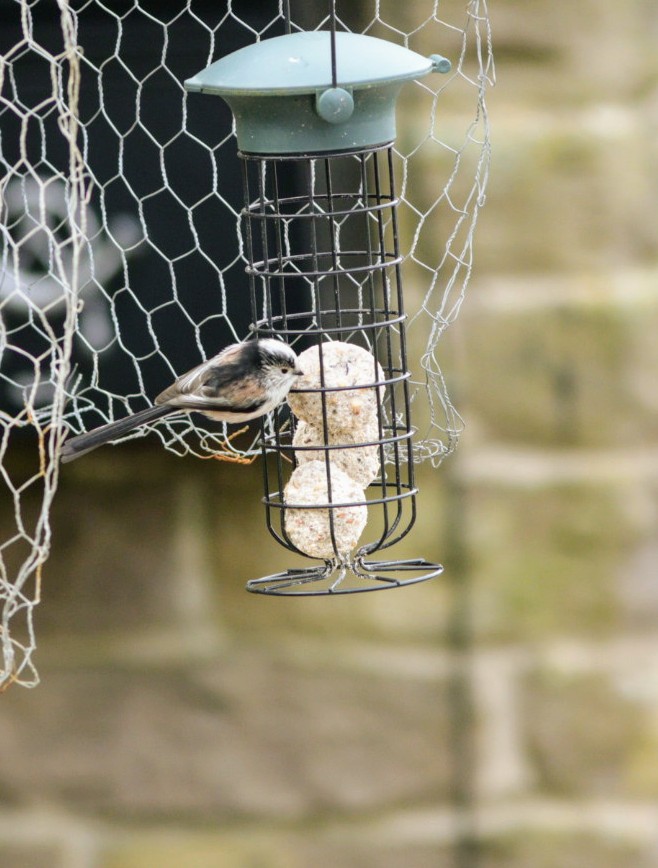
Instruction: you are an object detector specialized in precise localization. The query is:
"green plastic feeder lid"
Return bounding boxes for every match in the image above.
[184,31,449,155]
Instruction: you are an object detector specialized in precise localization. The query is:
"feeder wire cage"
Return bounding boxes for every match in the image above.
[241,141,440,593]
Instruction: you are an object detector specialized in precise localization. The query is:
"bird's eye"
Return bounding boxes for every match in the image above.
[280,367,290,374]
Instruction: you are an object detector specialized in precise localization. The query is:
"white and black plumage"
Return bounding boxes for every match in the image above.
[60,338,302,463]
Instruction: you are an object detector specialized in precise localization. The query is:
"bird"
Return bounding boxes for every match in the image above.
[60,338,303,463]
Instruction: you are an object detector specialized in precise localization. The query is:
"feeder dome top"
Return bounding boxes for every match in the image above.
[184,31,450,154]
[184,31,433,96]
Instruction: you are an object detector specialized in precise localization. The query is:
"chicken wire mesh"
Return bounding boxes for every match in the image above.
[0,0,493,685]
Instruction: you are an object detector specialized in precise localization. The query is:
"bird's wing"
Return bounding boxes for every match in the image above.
[155,344,244,406]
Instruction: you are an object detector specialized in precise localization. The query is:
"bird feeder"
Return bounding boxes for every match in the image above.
[185,30,451,595]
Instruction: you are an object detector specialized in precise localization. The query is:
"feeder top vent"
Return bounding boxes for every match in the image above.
[184,31,433,97]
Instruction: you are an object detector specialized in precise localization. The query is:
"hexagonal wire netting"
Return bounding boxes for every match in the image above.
[0,0,493,686]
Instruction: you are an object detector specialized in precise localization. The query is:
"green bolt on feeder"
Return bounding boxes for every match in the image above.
[185,24,452,595]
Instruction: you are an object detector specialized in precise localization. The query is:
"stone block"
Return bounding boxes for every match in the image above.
[523,668,652,798]
[458,275,658,447]
[375,0,655,107]
[479,829,652,868]
[0,649,451,821]
[456,462,652,641]
[481,0,655,106]
[398,116,656,280]
[483,120,654,275]
[0,843,69,868]
[38,450,221,639]
[101,835,297,868]
[102,834,455,868]
[101,825,654,868]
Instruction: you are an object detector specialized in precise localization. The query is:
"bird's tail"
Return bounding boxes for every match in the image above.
[60,404,172,463]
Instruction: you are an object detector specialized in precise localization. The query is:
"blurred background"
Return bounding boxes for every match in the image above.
[3,0,658,866]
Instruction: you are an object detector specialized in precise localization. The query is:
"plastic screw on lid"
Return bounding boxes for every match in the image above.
[315,87,355,124]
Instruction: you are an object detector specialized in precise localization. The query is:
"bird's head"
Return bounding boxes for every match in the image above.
[257,338,303,380]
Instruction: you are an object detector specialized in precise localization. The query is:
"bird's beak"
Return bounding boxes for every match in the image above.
[294,366,304,376]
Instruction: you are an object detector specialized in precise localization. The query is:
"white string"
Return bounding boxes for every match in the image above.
[0,0,88,689]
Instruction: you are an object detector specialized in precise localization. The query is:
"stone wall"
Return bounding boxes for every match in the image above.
[2,1,658,866]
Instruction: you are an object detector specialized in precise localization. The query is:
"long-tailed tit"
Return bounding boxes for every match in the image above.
[60,338,302,463]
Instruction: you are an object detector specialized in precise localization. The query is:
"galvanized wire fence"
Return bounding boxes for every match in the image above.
[0,0,493,686]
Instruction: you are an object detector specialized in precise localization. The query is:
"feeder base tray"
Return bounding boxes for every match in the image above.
[245,557,443,596]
